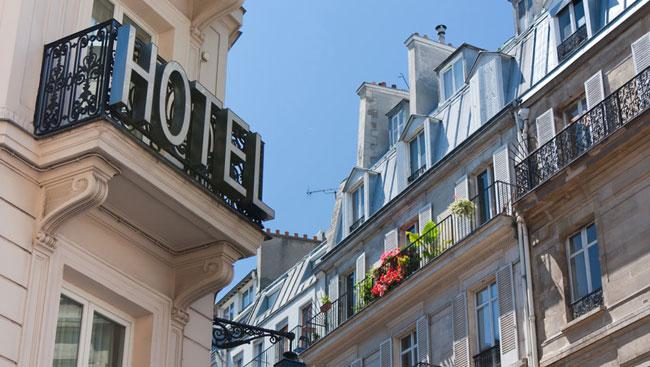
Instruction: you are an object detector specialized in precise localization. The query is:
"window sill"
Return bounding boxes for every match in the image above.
[561,305,606,333]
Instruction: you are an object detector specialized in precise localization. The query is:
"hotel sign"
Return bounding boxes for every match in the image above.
[110,25,274,222]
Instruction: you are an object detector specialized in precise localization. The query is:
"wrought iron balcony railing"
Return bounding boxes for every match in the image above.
[515,65,650,199]
[408,166,426,183]
[413,362,442,367]
[473,344,501,367]
[350,216,365,232]
[32,20,267,226]
[300,181,514,350]
[557,25,588,63]
[569,287,603,319]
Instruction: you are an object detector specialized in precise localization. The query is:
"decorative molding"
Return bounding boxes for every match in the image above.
[190,26,205,44]
[34,230,57,250]
[171,305,190,326]
[191,0,243,32]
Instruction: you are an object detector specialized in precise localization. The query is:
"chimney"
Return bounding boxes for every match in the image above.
[436,25,447,43]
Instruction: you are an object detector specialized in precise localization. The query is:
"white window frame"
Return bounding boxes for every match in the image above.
[441,56,464,101]
[233,352,244,367]
[223,302,235,320]
[475,282,499,353]
[566,223,600,302]
[475,166,495,222]
[253,341,264,367]
[56,285,133,367]
[516,0,534,33]
[389,109,405,147]
[408,129,426,177]
[351,183,365,223]
[399,331,418,367]
[555,0,589,43]
[241,285,254,311]
[91,0,157,43]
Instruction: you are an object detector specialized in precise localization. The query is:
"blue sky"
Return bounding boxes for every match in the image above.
[217,0,515,299]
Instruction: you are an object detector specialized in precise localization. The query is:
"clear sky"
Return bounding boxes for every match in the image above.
[217,0,515,299]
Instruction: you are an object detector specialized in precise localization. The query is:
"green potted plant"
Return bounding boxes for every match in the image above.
[312,332,320,341]
[448,195,476,218]
[407,220,444,261]
[320,293,332,312]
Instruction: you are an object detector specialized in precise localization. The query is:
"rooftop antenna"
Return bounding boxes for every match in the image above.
[306,187,337,197]
[399,73,409,90]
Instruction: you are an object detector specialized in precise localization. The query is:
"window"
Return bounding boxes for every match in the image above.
[409,131,426,181]
[351,185,365,230]
[400,332,418,367]
[517,0,534,32]
[390,110,405,147]
[53,290,130,367]
[345,272,356,319]
[476,168,494,224]
[253,342,264,367]
[563,96,588,126]
[233,353,243,367]
[404,223,418,245]
[91,0,153,43]
[475,283,499,353]
[276,324,289,361]
[241,285,254,311]
[557,0,586,42]
[299,304,313,348]
[567,224,602,302]
[223,302,235,320]
[442,58,464,100]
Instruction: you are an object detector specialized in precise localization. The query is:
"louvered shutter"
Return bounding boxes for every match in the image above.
[356,253,366,284]
[328,275,338,302]
[416,316,430,363]
[384,229,398,252]
[328,275,339,328]
[454,177,470,239]
[496,264,518,366]
[492,145,511,213]
[631,32,650,74]
[585,70,605,109]
[418,204,433,232]
[351,358,363,367]
[535,108,556,145]
[452,293,469,367]
[379,338,393,367]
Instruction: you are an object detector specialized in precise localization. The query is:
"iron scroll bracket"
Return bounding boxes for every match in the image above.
[213,317,295,349]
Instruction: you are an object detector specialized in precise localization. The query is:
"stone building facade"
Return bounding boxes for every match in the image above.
[0,0,274,366]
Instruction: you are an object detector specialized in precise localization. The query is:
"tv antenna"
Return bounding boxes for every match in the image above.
[306,187,337,197]
[399,73,409,89]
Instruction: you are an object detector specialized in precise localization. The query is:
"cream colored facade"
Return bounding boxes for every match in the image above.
[0,0,271,366]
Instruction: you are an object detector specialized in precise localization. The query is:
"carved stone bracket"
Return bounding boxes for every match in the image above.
[190,26,206,44]
[171,305,190,326]
[34,156,119,250]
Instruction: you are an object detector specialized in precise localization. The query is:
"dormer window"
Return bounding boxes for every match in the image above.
[241,285,254,311]
[389,109,405,147]
[408,131,426,183]
[442,58,464,101]
[223,302,235,320]
[350,184,365,231]
[517,0,534,33]
[555,0,588,62]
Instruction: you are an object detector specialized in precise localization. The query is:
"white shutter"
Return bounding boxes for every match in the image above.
[454,176,470,239]
[384,229,398,252]
[379,338,393,367]
[535,108,556,145]
[452,293,469,367]
[416,316,430,363]
[328,275,339,302]
[631,32,650,74]
[496,264,519,366]
[418,204,433,232]
[584,70,605,110]
[492,145,512,213]
[454,176,469,199]
[351,358,363,367]
[356,253,366,284]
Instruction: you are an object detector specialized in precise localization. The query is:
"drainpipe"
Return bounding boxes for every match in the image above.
[517,215,539,367]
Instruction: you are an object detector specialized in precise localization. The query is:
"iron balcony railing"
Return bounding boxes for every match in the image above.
[408,166,426,183]
[515,65,650,199]
[569,287,603,319]
[413,363,442,367]
[473,343,501,367]
[32,20,265,226]
[242,343,275,367]
[557,25,589,63]
[350,216,365,232]
[300,181,514,350]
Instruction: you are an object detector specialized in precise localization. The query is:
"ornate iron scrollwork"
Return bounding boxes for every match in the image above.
[213,318,295,349]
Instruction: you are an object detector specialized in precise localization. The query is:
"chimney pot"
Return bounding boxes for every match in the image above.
[266,228,270,232]
[391,84,396,88]
[371,81,376,85]
[313,236,318,240]
[379,82,386,87]
[284,231,289,235]
[423,34,428,39]
[303,234,308,239]
[435,24,447,43]
[275,229,280,234]
[294,232,298,237]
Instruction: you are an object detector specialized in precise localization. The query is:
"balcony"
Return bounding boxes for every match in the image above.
[569,287,603,319]
[32,20,270,226]
[408,166,426,183]
[473,344,501,367]
[515,65,650,200]
[557,25,588,63]
[299,181,514,350]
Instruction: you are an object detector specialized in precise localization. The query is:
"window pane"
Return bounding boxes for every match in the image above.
[477,306,491,351]
[401,352,412,367]
[89,312,125,367]
[586,224,597,244]
[443,69,453,99]
[558,7,572,41]
[122,14,152,44]
[573,0,586,28]
[476,287,489,305]
[401,335,411,350]
[453,60,464,91]
[518,0,527,30]
[569,232,583,254]
[410,139,419,174]
[588,245,602,291]
[91,0,114,25]
[570,255,589,299]
[418,133,426,168]
[53,296,84,367]
[492,298,500,342]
